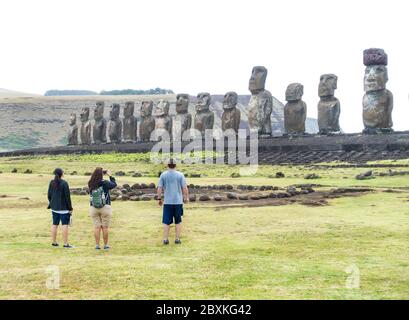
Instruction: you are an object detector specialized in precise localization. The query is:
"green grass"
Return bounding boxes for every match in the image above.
[0,154,409,299]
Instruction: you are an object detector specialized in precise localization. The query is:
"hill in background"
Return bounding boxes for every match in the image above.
[0,94,318,152]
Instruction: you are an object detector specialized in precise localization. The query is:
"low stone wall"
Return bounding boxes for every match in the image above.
[1,131,409,164]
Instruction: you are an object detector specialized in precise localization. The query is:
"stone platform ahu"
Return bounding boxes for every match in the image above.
[1,47,409,165]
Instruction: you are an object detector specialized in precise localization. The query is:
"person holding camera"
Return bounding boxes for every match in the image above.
[47,168,74,248]
[157,159,189,245]
[88,167,117,250]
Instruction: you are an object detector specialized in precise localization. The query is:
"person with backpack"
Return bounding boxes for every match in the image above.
[47,168,74,248]
[88,167,117,250]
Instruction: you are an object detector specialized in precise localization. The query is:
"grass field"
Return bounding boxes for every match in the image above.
[0,154,408,299]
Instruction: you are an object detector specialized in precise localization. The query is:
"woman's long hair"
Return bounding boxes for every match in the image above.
[88,167,104,191]
[52,168,64,189]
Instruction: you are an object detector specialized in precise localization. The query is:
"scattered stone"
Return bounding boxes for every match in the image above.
[132,172,142,177]
[213,195,223,201]
[131,183,141,190]
[122,184,131,189]
[11,168,18,173]
[231,172,241,178]
[239,195,249,200]
[190,173,201,178]
[226,185,233,190]
[356,171,374,180]
[141,195,152,201]
[70,171,78,175]
[24,169,33,174]
[122,195,130,201]
[115,171,126,176]
[226,192,239,200]
[189,194,196,202]
[250,195,261,200]
[149,183,156,189]
[199,194,210,201]
[80,191,87,196]
[19,197,30,200]
[140,183,148,189]
[276,172,285,178]
[269,193,277,198]
[130,196,140,201]
[110,195,117,201]
[84,172,92,176]
[305,173,320,179]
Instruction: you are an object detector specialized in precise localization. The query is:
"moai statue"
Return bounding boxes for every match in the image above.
[362,48,393,134]
[79,107,91,145]
[122,101,138,142]
[173,93,192,140]
[194,92,214,134]
[139,100,155,141]
[108,103,122,143]
[67,113,78,145]
[154,100,172,140]
[222,91,241,133]
[284,83,307,135]
[317,74,341,134]
[93,101,107,144]
[247,66,273,136]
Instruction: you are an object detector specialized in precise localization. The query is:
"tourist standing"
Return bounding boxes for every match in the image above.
[88,168,117,250]
[47,168,74,248]
[157,159,189,245]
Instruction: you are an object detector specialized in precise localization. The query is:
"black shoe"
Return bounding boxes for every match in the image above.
[63,244,74,248]
[175,239,182,245]
[52,243,59,247]
[163,239,169,245]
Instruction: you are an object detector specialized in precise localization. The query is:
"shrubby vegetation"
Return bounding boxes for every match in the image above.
[44,88,174,96]
[100,88,174,95]
[44,90,98,96]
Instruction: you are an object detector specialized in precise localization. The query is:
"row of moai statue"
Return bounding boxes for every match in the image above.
[248,48,393,135]
[67,92,241,145]
[67,47,394,144]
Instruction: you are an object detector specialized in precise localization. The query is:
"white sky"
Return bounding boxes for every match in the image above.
[0,0,408,132]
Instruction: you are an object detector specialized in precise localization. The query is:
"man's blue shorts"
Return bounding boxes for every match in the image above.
[52,212,71,226]
[162,204,183,225]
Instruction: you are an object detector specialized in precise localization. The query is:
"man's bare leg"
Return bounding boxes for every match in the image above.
[163,224,170,240]
[175,223,182,240]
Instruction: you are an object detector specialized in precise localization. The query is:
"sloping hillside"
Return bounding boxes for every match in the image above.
[0,94,318,151]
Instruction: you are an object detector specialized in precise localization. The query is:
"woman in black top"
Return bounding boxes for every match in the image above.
[88,167,117,250]
[47,168,74,248]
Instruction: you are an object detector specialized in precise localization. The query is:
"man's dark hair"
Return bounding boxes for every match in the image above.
[168,159,176,169]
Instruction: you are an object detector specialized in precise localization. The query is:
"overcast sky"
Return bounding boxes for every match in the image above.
[0,0,408,132]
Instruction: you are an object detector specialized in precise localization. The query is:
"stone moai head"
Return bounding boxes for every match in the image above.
[223,91,238,110]
[249,66,268,94]
[363,48,388,92]
[196,92,211,112]
[364,65,388,92]
[109,103,120,120]
[155,100,170,117]
[141,101,153,117]
[319,74,338,97]
[124,101,135,118]
[176,94,190,114]
[94,101,105,120]
[80,107,90,122]
[69,113,77,125]
[286,83,304,102]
